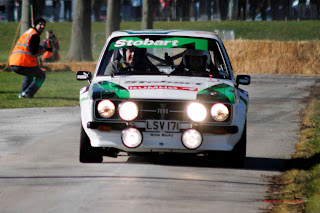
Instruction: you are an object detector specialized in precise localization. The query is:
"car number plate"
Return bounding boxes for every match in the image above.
[146,120,180,132]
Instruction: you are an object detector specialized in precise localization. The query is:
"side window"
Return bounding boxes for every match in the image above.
[209,41,230,79]
[97,49,114,76]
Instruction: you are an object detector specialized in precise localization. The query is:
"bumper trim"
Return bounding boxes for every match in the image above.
[87,121,238,134]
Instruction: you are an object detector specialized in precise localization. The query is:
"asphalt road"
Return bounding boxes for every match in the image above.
[0,75,319,213]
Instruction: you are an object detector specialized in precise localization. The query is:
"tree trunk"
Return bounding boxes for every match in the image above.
[106,0,121,38]
[21,0,31,35]
[141,0,153,29]
[67,0,93,61]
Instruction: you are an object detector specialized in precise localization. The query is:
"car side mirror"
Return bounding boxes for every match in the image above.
[77,71,92,83]
[236,75,250,87]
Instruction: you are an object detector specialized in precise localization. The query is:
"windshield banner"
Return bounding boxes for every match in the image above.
[109,37,208,50]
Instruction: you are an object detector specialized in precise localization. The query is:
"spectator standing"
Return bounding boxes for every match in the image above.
[8,0,15,22]
[16,0,22,21]
[237,0,246,20]
[131,0,142,21]
[93,0,101,21]
[298,0,307,20]
[8,18,47,99]
[192,0,200,20]
[122,0,132,21]
[41,30,60,62]
[52,0,61,22]
[249,0,258,20]
[175,0,183,20]
[206,0,214,20]
[282,0,292,20]
[270,0,279,20]
[64,0,72,21]
[33,0,45,21]
[317,0,320,19]
[309,0,318,19]
[260,0,268,20]
[219,0,229,20]
[160,0,170,20]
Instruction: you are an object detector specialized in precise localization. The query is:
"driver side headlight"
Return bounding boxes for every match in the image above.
[187,102,207,122]
[118,101,139,121]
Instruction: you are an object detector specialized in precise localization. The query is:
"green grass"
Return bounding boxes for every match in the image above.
[0,71,88,108]
[270,92,320,213]
[1,20,319,62]
[298,99,320,213]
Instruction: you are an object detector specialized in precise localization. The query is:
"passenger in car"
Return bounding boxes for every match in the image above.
[170,49,220,77]
[105,48,160,75]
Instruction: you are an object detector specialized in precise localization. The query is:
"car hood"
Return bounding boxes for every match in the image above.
[90,76,236,103]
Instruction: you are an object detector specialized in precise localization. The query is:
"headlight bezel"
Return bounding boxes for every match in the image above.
[186,102,208,122]
[210,103,230,122]
[118,100,139,121]
[97,99,116,118]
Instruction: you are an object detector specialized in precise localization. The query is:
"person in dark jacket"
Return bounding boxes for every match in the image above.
[41,30,60,62]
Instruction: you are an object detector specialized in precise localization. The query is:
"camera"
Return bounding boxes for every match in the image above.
[45,47,53,52]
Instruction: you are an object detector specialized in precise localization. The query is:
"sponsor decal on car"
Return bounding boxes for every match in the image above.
[125,80,203,86]
[128,85,198,91]
[110,37,209,50]
[93,81,130,98]
[198,84,236,104]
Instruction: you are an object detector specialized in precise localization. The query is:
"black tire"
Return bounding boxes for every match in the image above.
[231,122,247,167]
[79,125,103,163]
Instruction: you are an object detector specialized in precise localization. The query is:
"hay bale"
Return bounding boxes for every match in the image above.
[224,40,320,76]
[43,62,96,72]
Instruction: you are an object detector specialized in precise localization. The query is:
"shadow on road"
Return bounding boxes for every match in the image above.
[125,155,289,172]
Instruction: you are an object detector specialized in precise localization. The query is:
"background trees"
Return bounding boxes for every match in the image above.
[106,0,121,38]
[66,0,93,61]
[21,0,31,35]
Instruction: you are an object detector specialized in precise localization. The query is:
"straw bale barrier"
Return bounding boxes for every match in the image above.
[1,40,319,76]
[224,40,320,76]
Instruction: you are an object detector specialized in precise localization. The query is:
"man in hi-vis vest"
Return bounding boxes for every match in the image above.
[9,18,47,98]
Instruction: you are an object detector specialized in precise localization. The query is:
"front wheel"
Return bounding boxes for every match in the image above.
[79,125,103,163]
[231,122,247,167]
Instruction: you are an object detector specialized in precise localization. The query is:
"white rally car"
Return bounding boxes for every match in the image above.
[77,30,250,163]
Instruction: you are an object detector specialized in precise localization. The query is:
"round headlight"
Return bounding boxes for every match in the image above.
[211,103,229,122]
[187,102,207,122]
[122,128,143,148]
[119,101,139,121]
[182,129,202,150]
[97,100,115,118]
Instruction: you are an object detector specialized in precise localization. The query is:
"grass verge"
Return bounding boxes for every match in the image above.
[0,70,88,109]
[268,81,320,213]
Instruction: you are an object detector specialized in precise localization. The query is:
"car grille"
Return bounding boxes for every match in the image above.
[94,99,232,123]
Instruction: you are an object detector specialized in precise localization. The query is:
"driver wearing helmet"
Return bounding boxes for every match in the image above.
[171,49,219,76]
[105,47,160,75]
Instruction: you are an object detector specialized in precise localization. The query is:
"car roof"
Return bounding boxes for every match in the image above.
[108,30,221,40]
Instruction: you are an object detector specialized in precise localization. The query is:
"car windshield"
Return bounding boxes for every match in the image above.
[97,35,230,79]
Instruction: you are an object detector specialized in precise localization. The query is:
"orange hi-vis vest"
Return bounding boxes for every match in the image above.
[41,40,53,60]
[9,28,40,67]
